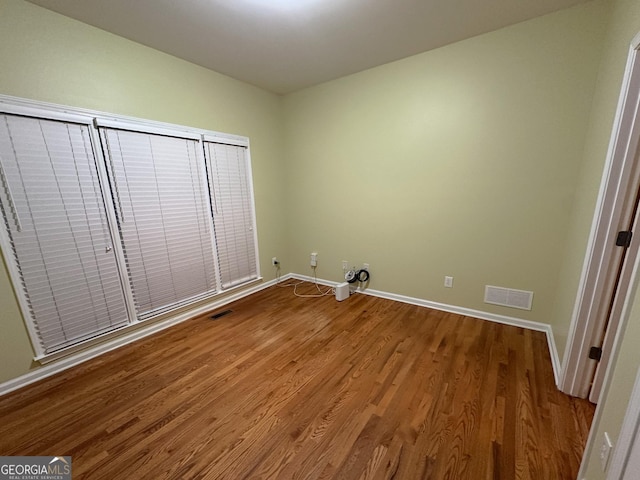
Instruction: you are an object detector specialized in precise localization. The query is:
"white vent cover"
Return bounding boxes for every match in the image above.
[484,285,533,311]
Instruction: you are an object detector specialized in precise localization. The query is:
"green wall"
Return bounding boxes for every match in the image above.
[0,0,286,383]
[283,0,608,326]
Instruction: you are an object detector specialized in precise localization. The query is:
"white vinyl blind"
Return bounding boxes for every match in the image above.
[205,142,258,289]
[100,128,218,319]
[0,114,129,354]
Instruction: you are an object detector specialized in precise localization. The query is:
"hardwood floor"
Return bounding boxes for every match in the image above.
[0,283,594,479]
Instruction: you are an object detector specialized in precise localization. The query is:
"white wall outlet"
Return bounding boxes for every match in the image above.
[310,252,318,267]
[600,431,613,471]
[444,276,453,288]
[271,257,278,266]
[342,260,348,269]
[363,263,369,270]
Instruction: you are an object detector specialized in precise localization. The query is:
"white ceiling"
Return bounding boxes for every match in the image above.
[26,0,591,94]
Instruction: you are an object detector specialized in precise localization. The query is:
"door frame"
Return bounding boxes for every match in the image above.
[589,200,640,402]
[560,32,640,398]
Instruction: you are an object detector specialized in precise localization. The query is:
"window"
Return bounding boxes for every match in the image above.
[0,113,129,354]
[204,140,258,289]
[99,126,218,319]
[0,98,260,358]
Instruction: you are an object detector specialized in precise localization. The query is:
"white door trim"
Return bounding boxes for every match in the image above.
[560,32,640,398]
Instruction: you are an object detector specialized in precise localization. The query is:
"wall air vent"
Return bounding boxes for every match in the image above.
[484,285,533,311]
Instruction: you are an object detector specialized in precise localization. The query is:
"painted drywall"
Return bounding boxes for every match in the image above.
[571,0,640,475]
[283,1,608,326]
[0,0,286,383]
[550,4,617,363]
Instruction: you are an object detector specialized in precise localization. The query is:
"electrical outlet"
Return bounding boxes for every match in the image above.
[342,260,348,270]
[444,276,453,288]
[271,257,279,266]
[363,263,369,270]
[600,432,613,471]
[310,252,318,267]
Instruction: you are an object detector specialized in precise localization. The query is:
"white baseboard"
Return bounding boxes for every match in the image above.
[290,273,562,385]
[1,273,562,396]
[0,278,280,397]
[546,328,562,387]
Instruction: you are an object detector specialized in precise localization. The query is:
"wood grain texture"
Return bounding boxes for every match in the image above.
[0,283,594,479]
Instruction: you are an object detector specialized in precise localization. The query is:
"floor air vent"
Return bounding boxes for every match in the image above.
[210,309,233,320]
[484,286,533,311]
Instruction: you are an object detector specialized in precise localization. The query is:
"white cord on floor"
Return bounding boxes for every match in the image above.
[276,268,335,298]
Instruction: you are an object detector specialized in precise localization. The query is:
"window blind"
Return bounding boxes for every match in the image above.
[205,142,258,289]
[0,96,261,357]
[0,114,129,354]
[99,128,218,319]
